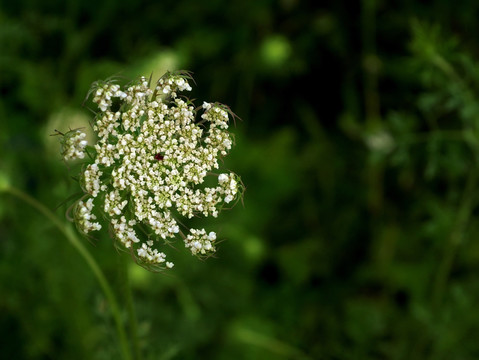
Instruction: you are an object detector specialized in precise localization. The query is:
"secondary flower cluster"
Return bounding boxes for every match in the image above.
[60,129,88,161]
[60,72,243,270]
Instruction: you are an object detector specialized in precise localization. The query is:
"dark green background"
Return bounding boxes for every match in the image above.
[2,0,479,359]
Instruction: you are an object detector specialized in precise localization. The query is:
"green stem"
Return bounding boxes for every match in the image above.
[4,186,132,360]
[119,254,141,360]
[432,167,477,308]
[234,326,313,360]
[412,167,477,360]
[361,0,381,126]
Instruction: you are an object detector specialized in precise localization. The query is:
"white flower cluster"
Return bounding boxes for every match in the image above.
[185,229,217,256]
[75,198,101,233]
[61,129,88,161]
[70,72,242,270]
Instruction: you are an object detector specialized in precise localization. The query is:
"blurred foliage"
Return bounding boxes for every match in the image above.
[3,0,479,359]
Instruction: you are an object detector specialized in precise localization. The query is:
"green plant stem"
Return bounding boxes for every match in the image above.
[4,186,132,360]
[119,254,141,360]
[411,167,477,359]
[361,0,381,126]
[432,167,477,308]
[233,326,313,360]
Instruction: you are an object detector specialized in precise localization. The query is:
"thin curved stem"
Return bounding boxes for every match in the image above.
[432,167,477,308]
[3,186,132,360]
[119,253,141,360]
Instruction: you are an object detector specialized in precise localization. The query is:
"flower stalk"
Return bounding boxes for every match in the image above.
[2,186,133,360]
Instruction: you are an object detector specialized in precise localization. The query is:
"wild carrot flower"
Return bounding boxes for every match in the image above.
[60,129,88,161]
[60,71,243,270]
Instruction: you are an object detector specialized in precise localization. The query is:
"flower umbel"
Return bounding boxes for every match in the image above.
[61,71,243,270]
[59,129,88,161]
